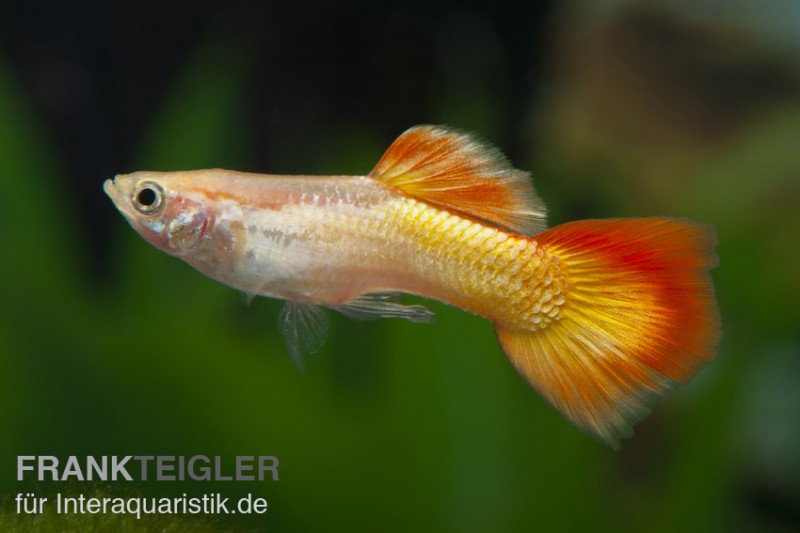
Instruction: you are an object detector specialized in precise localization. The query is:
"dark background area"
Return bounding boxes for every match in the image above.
[1,1,799,531]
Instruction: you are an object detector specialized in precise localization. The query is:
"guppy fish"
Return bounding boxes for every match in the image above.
[105,125,720,447]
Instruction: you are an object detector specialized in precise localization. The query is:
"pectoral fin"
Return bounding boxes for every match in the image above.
[278,302,330,371]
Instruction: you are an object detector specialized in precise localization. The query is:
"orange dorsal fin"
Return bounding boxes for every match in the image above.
[496,218,720,448]
[369,125,546,235]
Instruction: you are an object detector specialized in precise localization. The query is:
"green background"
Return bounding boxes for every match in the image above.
[1,1,799,531]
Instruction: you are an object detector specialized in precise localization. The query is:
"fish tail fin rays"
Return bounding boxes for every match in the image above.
[495,218,720,448]
[369,125,546,236]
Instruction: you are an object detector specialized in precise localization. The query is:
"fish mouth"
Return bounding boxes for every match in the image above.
[103,178,116,198]
[104,177,128,209]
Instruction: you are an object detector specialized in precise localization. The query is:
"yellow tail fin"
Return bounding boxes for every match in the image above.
[495,218,720,448]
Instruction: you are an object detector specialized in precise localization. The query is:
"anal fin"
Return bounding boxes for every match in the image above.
[332,293,435,323]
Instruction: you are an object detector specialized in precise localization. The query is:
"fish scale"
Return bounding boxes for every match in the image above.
[382,196,567,331]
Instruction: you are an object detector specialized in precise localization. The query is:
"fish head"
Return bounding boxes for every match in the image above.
[104,171,213,257]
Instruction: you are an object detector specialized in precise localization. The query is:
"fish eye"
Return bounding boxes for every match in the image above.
[132,180,165,215]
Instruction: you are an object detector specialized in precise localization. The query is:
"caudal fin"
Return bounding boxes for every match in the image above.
[495,218,720,448]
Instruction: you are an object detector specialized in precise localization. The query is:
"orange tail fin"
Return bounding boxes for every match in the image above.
[495,218,720,448]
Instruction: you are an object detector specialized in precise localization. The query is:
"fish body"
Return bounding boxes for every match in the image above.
[106,169,560,329]
[105,125,720,447]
